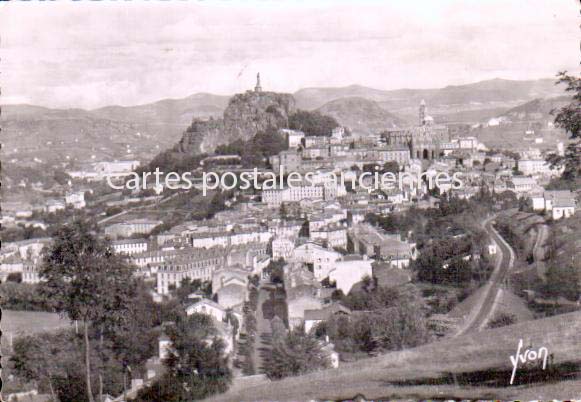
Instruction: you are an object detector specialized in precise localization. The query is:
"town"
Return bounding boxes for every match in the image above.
[2,71,579,401]
[2,1,581,399]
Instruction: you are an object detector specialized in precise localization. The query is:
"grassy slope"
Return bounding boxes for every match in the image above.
[212,310,581,401]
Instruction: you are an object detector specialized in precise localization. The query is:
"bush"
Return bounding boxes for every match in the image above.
[6,272,22,283]
[488,312,517,329]
[0,282,52,311]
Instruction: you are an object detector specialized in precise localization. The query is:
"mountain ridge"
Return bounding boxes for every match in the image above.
[2,77,567,163]
[317,96,408,134]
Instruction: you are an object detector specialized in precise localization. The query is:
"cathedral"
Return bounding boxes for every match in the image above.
[381,100,449,160]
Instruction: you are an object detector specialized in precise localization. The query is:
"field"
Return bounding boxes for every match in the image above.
[210,310,581,401]
[1,309,73,339]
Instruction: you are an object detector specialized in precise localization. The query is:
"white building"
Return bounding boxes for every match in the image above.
[530,190,576,220]
[262,185,325,207]
[279,129,305,149]
[310,223,348,249]
[291,242,342,280]
[22,265,41,284]
[46,199,66,213]
[328,256,374,294]
[272,237,296,260]
[518,159,552,176]
[506,176,538,196]
[65,191,86,209]
[112,238,149,255]
[104,219,163,239]
[186,298,227,322]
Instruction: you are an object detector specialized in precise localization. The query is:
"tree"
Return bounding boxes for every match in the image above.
[264,326,330,379]
[138,313,232,400]
[550,71,581,181]
[39,220,136,402]
[288,110,339,136]
[10,329,126,401]
[383,161,399,174]
[542,264,580,302]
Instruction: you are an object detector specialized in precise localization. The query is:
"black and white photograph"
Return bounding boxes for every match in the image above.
[1,1,580,401]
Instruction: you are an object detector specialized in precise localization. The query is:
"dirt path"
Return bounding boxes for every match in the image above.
[254,284,274,373]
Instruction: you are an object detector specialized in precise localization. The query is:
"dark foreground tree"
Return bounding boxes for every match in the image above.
[134,313,232,401]
[39,220,135,402]
[264,326,330,380]
[549,71,581,182]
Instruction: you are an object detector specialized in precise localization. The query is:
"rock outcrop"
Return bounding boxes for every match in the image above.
[178,90,296,154]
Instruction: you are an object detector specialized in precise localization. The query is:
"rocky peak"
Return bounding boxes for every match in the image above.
[178,90,296,154]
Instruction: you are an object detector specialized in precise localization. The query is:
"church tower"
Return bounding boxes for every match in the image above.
[254,72,262,93]
[419,99,426,126]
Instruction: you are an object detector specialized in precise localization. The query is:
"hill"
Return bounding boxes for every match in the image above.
[294,78,564,112]
[2,108,180,164]
[211,310,581,401]
[316,97,407,134]
[500,96,571,122]
[2,78,568,165]
[92,93,229,125]
[2,93,230,164]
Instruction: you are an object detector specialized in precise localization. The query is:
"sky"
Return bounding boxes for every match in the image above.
[1,0,579,109]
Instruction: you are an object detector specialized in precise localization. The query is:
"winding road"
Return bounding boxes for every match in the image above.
[455,215,516,335]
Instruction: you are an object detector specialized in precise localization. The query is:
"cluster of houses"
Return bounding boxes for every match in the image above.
[1,102,578,394]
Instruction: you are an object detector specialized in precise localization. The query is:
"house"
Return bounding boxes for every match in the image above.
[94,160,140,179]
[531,192,547,211]
[262,185,325,207]
[291,242,342,280]
[552,198,576,220]
[268,220,303,239]
[212,267,249,294]
[348,224,415,267]
[65,191,86,209]
[0,257,24,280]
[304,136,329,148]
[22,264,40,285]
[302,146,330,159]
[269,150,302,173]
[156,247,229,294]
[213,267,250,309]
[272,237,296,260]
[284,263,323,329]
[506,176,538,196]
[310,223,348,249]
[530,190,576,220]
[186,298,227,322]
[158,334,172,360]
[328,255,374,294]
[279,129,305,149]
[46,199,66,213]
[104,219,162,238]
[217,283,247,309]
[9,238,52,260]
[287,288,323,330]
[304,303,351,333]
[518,159,555,176]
